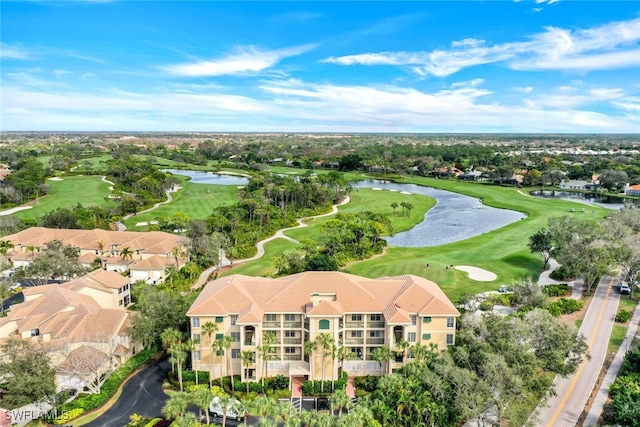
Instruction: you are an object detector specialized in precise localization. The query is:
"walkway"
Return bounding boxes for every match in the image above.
[538,258,583,299]
[291,376,304,398]
[536,276,620,427]
[192,196,350,289]
[583,297,640,426]
[346,376,356,399]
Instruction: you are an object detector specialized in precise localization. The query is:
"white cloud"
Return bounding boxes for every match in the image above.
[0,43,32,60]
[513,86,534,93]
[523,86,625,108]
[323,17,640,76]
[161,44,315,77]
[53,70,72,78]
[612,96,640,112]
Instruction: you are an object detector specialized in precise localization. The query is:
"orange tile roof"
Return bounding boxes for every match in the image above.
[188,271,459,320]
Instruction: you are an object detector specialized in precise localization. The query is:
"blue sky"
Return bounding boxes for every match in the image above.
[1,1,639,133]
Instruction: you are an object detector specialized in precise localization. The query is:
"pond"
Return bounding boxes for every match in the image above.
[355,180,526,247]
[529,190,634,210]
[163,169,249,186]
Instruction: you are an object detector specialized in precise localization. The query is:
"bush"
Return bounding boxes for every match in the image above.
[354,375,379,392]
[546,298,583,317]
[182,370,209,384]
[543,284,570,297]
[550,265,576,281]
[478,300,494,311]
[615,310,632,323]
[54,408,84,425]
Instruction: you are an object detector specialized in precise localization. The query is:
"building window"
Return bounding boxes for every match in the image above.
[423,317,432,323]
[370,314,381,321]
[351,314,362,321]
[447,317,455,328]
[319,319,330,330]
[284,314,296,321]
[285,330,296,338]
[422,333,431,340]
[411,315,417,325]
[350,347,362,358]
[216,333,224,340]
[446,334,454,345]
[265,314,276,322]
[351,330,362,338]
[31,329,40,337]
[215,316,224,323]
[408,332,416,343]
[120,335,127,344]
[118,287,122,294]
[192,334,201,344]
[230,315,237,326]
[369,330,382,338]
[231,332,240,342]
[119,300,123,306]
[192,317,200,328]
[231,349,240,359]
[194,351,201,361]
[285,347,297,354]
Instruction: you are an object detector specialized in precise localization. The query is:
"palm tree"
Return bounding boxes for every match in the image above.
[0,282,11,316]
[337,345,357,376]
[191,386,213,425]
[220,334,234,391]
[371,347,394,375]
[329,342,338,391]
[0,240,14,257]
[119,246,133,265]
[240,350,254,393]
[390,202,398,216]
[304,340,315,383]
[395,339,411,367]
[330,389,353,417]
[171,245,183,268]
[201,321,218,387]
[316,333,335,392]
[404,202,414,217]
[258,332,277,393]
[161,328,183,374]
[162,391,189,421]
[216,393,243,427]
[168,339,190,391]
[213,338,226,387]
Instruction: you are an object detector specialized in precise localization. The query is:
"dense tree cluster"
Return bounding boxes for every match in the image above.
[13,239,88,285]
[0,158,49,206]
[604,347,640,426]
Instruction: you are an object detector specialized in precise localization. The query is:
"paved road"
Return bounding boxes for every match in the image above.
[536,275,620,427]
[84,358,170,427]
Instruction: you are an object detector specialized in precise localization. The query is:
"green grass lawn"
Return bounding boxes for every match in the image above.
[229,189,436,277]
[608,324,629,353]
[10,176,115,219]
[124,177,240,229]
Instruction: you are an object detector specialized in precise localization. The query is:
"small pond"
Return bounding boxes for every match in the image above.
[529,190,635,210]
[355,180,526,247]
[163,169,249,186]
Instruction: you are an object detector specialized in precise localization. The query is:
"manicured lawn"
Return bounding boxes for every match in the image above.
[608,324,629,353]
[124,177,240,229]
[75,155,114,172]
[11,176,115,219]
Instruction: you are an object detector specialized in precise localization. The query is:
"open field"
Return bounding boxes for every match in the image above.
[124,176,240,229]
[10,176,115,219]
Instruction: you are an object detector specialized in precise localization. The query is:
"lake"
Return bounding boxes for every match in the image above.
[163,169,249,186]
[529,190,633,210]
[355,180,526,247]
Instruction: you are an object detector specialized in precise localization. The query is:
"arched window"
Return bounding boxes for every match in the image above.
[319,319,330,330]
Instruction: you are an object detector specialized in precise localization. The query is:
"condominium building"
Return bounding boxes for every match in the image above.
[186,271,459,383]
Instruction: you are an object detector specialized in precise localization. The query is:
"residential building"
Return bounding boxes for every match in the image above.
[559,179,590,190]
[187,271,459,383]
[0,269,136,390]
[3,227,187,284]
[625,184,640,197]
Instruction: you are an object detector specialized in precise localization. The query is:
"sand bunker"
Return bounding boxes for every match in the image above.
[372,188,383,191]
[401,191,412,195]
[0,206,33,216]
[455,265,497,281]
[48,177,64,181]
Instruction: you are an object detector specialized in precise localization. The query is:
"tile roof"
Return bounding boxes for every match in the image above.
[188,271,459,320]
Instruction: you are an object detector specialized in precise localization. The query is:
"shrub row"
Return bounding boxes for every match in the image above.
[302,372,348,396]
[54,408,83,425]
[604,348,640,426]
[170,372,289,394]
[546,298,583,316]
[543,284,570,297]
[60,346,158,417]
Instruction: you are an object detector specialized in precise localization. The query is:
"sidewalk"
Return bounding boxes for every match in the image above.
[583,298,640,426]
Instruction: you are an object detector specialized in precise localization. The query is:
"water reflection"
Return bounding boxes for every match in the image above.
[163,169,249,186]
[355,180,525,247]
[529,190,633,210]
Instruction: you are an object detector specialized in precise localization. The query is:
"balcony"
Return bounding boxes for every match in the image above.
[366,338,385,345]
[262,321,281,328]
[283,321,302,328]
[344,338,364,345]
[345,321,364,328]
[283,338,302,345]
[243,341,256,346]
[368,321,386,328]
[282,355,302,361]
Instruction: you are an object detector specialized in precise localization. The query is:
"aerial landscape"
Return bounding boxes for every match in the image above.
[0,1,639,427]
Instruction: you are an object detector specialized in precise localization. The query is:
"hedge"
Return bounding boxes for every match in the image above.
[543,284,570,297]
[302,372,347,396]
[60,346,158,418]
[54,408,84,425]
[546,298,583,316]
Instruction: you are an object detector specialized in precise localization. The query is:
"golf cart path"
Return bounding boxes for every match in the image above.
[192,196,350,289]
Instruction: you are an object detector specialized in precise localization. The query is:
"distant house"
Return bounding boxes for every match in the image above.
[459,171,482,181]
[432,165,463,178]
[559,180,589,190]
[625,184,640,197]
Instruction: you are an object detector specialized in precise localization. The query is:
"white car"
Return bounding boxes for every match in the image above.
[209,396,246,421]
[619,281,631,295]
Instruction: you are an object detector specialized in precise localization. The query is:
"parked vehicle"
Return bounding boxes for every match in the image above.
[498,285,509,293]
[619,281,631,295]
[209,396,246,421]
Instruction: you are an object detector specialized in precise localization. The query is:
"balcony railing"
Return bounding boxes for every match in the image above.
[283,338,302,345]
[283,321,302,328]
[366,338,385,345]
[368,321,386,328]
[345,321,364,328]
[262,321,281,328]
[243,341,256,346]
[344,338,364,345]
[282,355,302,361]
